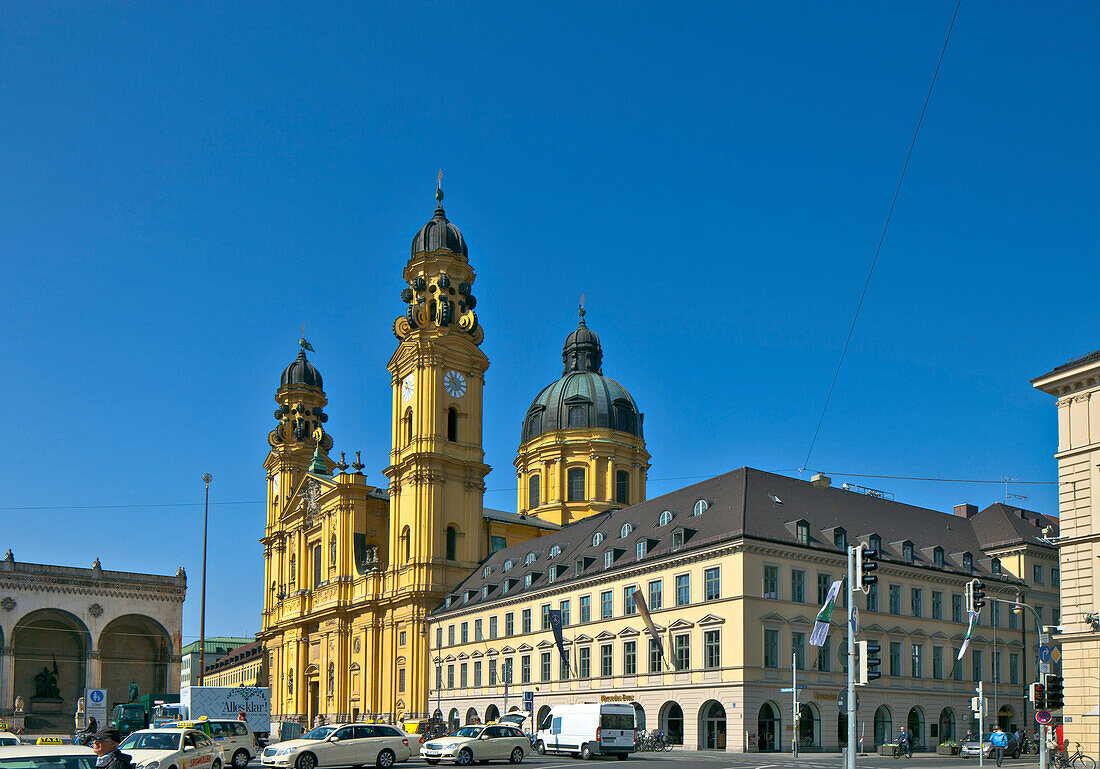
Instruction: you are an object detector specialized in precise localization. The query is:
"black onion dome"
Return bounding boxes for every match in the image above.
[520,317,643,444]
[281,349,323,390]
[411,202,468,257]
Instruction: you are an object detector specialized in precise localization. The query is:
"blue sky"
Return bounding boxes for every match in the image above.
[1,2,1097,640]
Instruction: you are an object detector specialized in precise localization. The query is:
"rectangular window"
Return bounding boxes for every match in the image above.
[436,627,443,650]
[505,612,514,637]
[911,644,923,678]
[932,646,944,679]
[636,541,647,560]
[1036,605,1044,623]
[792,631,806,670]
[1009,607,1019,630]
[560,652,570,681]
[704,567,721,601]
[951,649,962,680]
[672,530,684,550]
[521,655,531,684]
[579,595,591,624]
[1033,564,1043,584]
[624,641,637,675]
[616,471,630,505]
[1052,567,1060,586]
[447,665,454,689]
[1009,653,1019,685]
[932,591,943,621]
[461,622,468,644]
[489,616,498,639]
[448,625,455,646]
[818,573,831,605]
[560,599,570,627]
[648,580,663,610]
[764,629,779,668]
[436,664,443,690]
[575,559,584,577]
[648,638,663,673]
[992,602,1000,627]
[601,644,613,677]
[675,574,690,606]
[522,609,532,634]
[791,569,805,603]
[889,585,901,615]
[474,619,483,641]
[503,658,513,684]
[866,583,879,613]
[540,651,551,682]
[491,535,507,553]
[704,630,720,669]
[473,661,482,687]
[541,604,550,631]
[460,663,468,688]
[971,649,982,682]
[489,659,497,685]
[624,585,638,615]
[763,565,779,599]
[911,588,922,618]
[601,590,613,619]
[994,650,1002,683]
[603,551,613,569]
[889,642,901,677]
[674,634,690,670]
[952,594,963,624]
[817,635,832,672]
[578,647,591,678]
[567,467,585,501]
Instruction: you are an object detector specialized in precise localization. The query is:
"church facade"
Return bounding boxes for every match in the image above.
[259,189,649,725]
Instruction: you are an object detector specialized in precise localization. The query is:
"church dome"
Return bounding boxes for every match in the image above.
[281,347,323,390]
[520,314,643,444]
[411,189,467,257]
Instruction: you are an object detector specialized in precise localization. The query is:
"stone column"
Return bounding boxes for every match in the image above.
[87,650,102,690]
[0,647,14,715]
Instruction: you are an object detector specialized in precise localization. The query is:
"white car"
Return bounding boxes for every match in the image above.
[0,733,19,748]
[421,725,528,766]
[117,728,224,769]
[0,744,96,769]
[165,720,257,768]
[261,724,411,769]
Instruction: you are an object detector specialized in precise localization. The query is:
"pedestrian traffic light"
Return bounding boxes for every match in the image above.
[1045,675,1064,710]
[855,543,879,593]
[965,579,986,614]
[857,640,881,685]
[971,696,982,715]
[1029,682,1045,709]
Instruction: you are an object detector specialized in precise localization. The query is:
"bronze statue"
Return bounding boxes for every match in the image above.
[129,680,139,703]
[33,665,60,699]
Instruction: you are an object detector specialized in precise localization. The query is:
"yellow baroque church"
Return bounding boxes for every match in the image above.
[259,188,650,725]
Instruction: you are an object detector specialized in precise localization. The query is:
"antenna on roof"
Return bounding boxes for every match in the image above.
[1002,477,1028,504]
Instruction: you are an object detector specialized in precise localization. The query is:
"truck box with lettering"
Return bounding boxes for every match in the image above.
[179,686,271,736]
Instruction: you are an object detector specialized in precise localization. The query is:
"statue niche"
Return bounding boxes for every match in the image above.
[30,660,64,713]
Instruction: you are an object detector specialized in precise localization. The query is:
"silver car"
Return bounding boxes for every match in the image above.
[421,725,527,766]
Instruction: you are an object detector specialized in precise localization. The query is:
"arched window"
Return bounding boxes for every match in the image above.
[616,471,630,505]
[693,499,709,516]
[524,412,541,439]
[620,523,633,539]
[403,408,413,446]
[659,510,673,527]
[525,552,537,566]
[502,559,513,572]
[874,706,892,750]
[549,545,561,558]
[483,565,492,578]
[446,526,457,561]
[528,475,540,509]
[447,407,458,442]
[567,468,585,501]
[615,406,634,434]
[592,532,604,547]
[401,526,411,563]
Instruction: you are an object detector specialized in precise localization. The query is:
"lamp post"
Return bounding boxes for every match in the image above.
[198,473,212,686]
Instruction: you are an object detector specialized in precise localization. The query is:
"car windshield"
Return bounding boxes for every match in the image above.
[119,734,180,751]
[0,757,97,769]
[450,728,482,739]
[302,727,337,741]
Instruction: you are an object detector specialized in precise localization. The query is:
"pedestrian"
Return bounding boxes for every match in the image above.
[91,727,132,769]
[990,726,1008,767]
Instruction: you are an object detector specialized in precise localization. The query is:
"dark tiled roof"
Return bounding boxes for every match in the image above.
[1032,347,1100,382]
[482,507,560,531]
[182,637,253,655]
[433,467,1055,617]
[204,640,263,674]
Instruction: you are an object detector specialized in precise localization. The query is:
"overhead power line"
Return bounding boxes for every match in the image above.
[802,0,964,473]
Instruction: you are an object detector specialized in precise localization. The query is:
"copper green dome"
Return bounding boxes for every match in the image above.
[520,316,643,443]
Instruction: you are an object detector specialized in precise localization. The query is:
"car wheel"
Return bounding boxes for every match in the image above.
[616,754,628,760]
[426,762,440,766]
[213,760,222,769]
[510,748,524,764]
[297,753,317,769]
[377,749,395,768]
[233,750,250,768]
[457,748,473,766]
[535,742,545,756]
[580,745,592,760]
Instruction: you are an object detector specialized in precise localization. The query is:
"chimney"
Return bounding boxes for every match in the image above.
[954,503,978,519]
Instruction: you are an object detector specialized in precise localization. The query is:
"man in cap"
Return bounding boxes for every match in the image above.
[91,727,133,769]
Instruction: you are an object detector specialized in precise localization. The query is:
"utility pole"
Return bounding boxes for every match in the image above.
[977,680,984,769]
[846,545,857,769]
[792,652,799,758]
[198,473,212,686]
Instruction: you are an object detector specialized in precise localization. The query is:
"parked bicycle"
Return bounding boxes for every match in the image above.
[1051,742,1097,769]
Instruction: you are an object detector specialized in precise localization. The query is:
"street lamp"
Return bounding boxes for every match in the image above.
[198,473,212,686]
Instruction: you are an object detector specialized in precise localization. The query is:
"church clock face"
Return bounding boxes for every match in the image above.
[443,370,467,398]
[401,375,415,403]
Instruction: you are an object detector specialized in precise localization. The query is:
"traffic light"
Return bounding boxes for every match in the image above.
[1046,675,1064,710]
[855,544,879,593]
[965,579,987,614]
[1029,682,1046,709]
[857,640,881,685]
[971,696,983,715]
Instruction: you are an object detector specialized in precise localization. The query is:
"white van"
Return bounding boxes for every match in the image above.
[535,703,635,760]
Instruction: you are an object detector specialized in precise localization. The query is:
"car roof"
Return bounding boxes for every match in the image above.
[0,746,96,758]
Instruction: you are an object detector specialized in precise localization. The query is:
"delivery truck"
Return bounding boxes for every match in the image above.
[179,686,271,737]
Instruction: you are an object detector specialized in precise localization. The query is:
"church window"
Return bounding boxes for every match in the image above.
[525,411,541,439]
[659,510,672,527]
[568,468,585,501]
[567,405,585,428]
[620,523,632,539]
[313,543,322,587]
[616,471,630,505]
[401,527,411,563]
[616,406,634,434]
[693,499,708,516]
[592,532,604,547]
[446,526,457,561]
[447,407,458,442]
[402,408,413,446]
[528,475,540,509]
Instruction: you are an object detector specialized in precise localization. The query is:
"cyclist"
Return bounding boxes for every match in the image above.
[898,727,911,758]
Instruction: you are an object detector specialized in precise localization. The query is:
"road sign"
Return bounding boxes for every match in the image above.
[1039,645,1052,663]
[1039,632,1050,645]
[780,686,807,693]
[1040,662,1051,675]
[523,691,534,704]
[1051,647,1062,664]
[836,690,860,712]
[1036,711,1052,725]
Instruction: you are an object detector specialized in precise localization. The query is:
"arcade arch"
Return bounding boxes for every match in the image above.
[12,609,91,711]
[99,614,171,706]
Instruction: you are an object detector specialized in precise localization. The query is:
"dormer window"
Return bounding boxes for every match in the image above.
[659,510,673,527]
[672,530,684,551]
[902,542,914,563]
[636,541,647,560]
[991,557,1001,575]
[693,499,708,516]
[934,548,945,568]
[503,559,514,572]
[523,574,532,588]
[603,550,614,569]
[592,533,604,547]
[483,565,492,579]
[548,568,556,584]
[525,552,537,566]
[870,534,882,553]
[833,529,847,549]
[481,585,489,598]
[463,592,469,604]
[963,553,973,571]
[796,522,809,545]
[574,558,584,576]
[620,523,632,538]
[445,596,452,608]
[549,545,561,558]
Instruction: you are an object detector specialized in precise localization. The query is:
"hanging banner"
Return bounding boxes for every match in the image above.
[548,609,569,669]
[810,579,844,647]
[633,588,668,669]
[957,611,980,660]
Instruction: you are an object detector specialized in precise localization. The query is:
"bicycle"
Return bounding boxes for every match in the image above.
[892,743,912,759]
[1052,742,1097,769]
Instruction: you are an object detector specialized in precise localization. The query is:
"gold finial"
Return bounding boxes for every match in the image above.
[436,169,444,203]
[579,294,586,321]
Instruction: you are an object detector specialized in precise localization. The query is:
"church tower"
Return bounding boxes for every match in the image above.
[383,186,489,718]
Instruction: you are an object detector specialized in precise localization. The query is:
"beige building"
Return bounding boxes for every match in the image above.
[428,469,1059,752]
[1033,350,1100,747]
[202,641,264,688]
[181,637,253,688]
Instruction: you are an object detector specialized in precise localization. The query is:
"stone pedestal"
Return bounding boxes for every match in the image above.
[29,697,65,714]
